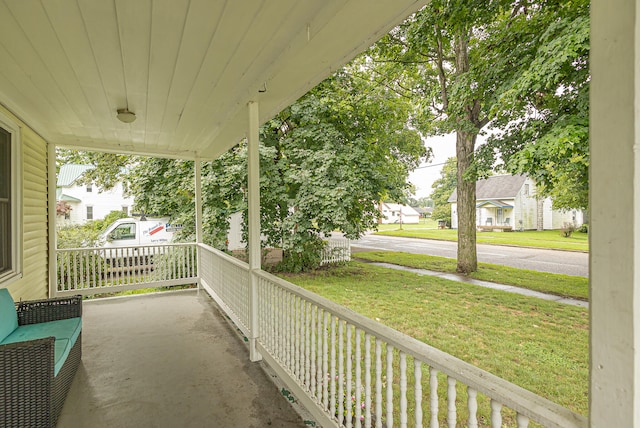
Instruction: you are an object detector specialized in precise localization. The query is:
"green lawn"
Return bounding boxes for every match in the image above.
[354,251,589,301]
[280,262,589,418]
[374,226,589,252]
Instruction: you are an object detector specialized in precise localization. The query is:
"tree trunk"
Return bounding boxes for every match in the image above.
[453,30,479,274]
[456,130,477,274]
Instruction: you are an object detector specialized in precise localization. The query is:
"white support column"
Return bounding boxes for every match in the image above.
[194,158,203,290]
[47,143,57,297]
[248,100,262,362]
[590,1,640,425]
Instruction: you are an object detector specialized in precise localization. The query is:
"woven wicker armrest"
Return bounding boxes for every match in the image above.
[17,295,82,325]
[1,337,56,427]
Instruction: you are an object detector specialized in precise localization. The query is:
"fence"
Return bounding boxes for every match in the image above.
[55,243,197,297]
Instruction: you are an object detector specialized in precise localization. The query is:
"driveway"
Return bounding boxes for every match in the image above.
[350,233,589,277]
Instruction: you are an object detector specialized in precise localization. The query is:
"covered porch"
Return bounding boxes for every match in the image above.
[0,0,639,426]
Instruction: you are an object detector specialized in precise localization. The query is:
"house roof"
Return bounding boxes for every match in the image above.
[57,164,93,187]
[448,174,528,202]
[476,200,514,209]
[0,1,427,161]
[55,189,82,203]
[382,203,420,215]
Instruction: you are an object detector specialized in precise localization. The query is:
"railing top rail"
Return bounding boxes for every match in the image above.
[198,243,249,270]
[254,267,587,428]
[56,242,196,252]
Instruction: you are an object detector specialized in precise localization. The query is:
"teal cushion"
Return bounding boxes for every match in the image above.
[1,317,82,375]
[0,288,18,342]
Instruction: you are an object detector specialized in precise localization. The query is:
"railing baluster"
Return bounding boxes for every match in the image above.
[400,351,407,428]
[346,324,353,428]
[467,387,478,428]
[355,328,362,428]
[447,377,456,428]
[311,305,317,398]
[430,367,438,428]
[339,320,345,424]
[386,345,394,428]
[415,360,423,428]
[305,301,311,390]
[323,311,329,411]
[316,308,323,402]
[365,334,372,428]
[330,316,337,418]
[516,413,529,428]
[491,400,503,427]
[375,339,382,428]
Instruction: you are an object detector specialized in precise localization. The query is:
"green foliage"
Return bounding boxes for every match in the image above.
[56,210,129,249]
[430,157,457,225]
[273,235,325,273]
[475,0,590,210]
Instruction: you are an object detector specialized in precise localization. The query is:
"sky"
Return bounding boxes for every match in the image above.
[408,134,457,199]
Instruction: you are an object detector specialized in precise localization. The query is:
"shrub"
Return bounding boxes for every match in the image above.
[577,224,588,234]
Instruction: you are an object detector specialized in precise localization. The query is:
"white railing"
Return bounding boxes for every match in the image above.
[198,244,587,428]
[56,243,197,296]
[199,243,251,335]
[322,238,351,266]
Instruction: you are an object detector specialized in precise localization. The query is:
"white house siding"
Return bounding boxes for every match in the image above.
[59,181,134,225]
[1,106,50,300]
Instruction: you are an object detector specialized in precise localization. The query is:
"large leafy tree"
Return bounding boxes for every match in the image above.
[62,67,428,271]
[475,0,590,211]
[371,0,589,272]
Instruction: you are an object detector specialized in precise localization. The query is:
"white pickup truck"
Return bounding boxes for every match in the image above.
[98,218,183,271]
[100,218,181,248]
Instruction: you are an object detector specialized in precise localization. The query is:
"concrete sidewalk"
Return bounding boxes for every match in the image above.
[363,261,588,308]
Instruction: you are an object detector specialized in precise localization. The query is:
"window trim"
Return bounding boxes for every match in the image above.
[86,205,93,220]
[0,111,22,285]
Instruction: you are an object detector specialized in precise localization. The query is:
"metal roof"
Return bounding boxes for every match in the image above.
[448,175,528,202]
[0,0,427,160]
[57,164,93,187]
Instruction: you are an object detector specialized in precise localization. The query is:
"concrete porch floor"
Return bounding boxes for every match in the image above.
[56,290,309,428]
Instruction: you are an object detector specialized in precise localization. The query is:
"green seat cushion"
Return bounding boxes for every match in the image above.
[0,288,18,342]
[1,317,82,375]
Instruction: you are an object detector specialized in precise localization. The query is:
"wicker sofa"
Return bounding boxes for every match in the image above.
[0,288,82,427]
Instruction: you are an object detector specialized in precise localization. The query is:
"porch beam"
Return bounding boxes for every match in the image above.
[247,100,262,362]
[48,143,57,298]
[590,0,640,425]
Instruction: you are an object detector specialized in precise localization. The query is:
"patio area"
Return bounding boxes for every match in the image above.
[55,290,308,428]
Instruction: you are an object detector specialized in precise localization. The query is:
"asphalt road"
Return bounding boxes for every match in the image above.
[350,233,589,277]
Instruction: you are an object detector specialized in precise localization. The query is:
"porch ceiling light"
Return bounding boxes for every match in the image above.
[116,108,136,123]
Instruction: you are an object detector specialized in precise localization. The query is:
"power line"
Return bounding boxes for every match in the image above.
[414,161,447,170]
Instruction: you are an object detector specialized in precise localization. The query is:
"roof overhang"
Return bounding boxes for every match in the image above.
[476,200,514,209]
[0,0,427,160]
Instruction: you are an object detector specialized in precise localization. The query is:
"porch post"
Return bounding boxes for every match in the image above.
[47,143,57,297]
[247,100,262,362]
[590,0,640,425]
[194,158,203,290]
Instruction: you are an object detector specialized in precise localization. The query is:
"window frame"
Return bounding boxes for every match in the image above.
[0,111,22,285]
[86,205,93,220]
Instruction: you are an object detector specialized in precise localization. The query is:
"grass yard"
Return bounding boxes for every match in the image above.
[354,251,589,301]
[375,227,589,252]
[280,262,589,418]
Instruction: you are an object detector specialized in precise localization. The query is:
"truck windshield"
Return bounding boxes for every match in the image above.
[109,223,136,240]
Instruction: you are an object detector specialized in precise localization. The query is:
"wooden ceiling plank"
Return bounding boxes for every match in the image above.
[42,0,119,143]
[155,0,226,151]
[145,0,191,148]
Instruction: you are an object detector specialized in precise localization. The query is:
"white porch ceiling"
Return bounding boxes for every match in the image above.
[0,0,426,160]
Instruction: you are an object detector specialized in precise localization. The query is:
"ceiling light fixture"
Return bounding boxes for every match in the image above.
[116,108,136,123]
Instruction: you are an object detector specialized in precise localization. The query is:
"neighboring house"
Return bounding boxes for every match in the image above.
[412,206,432,218]
[448,174,584,231]
[379,202,420,224]
[57,164,134,225]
